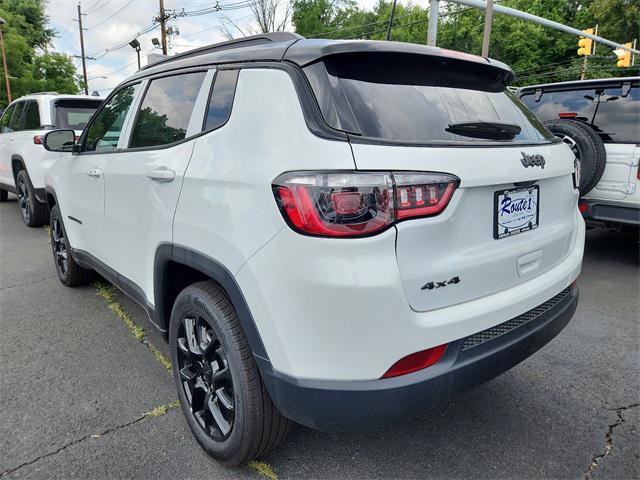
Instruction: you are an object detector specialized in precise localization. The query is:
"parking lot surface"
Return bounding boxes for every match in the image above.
[1,196,638,479]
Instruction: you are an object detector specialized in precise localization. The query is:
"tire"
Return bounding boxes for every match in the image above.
[544,119,606,196]
[170,281,291,466]
[0,189,7,202]
[49,205,95,286]
[16,170,49,227]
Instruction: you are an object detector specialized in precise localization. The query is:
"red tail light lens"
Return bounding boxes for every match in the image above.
[274,172,394,237]
[33,135,44,145]
[382,344,448,378]
[273,171,459,237]
[394,173,458,220]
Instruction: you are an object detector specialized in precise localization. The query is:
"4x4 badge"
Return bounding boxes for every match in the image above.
[520,152,546,169]
[421,276,460,291]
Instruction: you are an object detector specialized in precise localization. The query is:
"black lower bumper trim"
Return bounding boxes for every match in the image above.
[259,286,579,432]
[580,199,640,227]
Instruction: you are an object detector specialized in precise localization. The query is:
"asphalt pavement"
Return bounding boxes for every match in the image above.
[1,194,638,479]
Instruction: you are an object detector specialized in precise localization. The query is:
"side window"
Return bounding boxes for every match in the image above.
[0,104,16,133]
[83,84,140,152]
[204,69,239,131]
[129,71,206,148]
[22,101,41,130]
[9,102,25,131]
[591,85,640,144]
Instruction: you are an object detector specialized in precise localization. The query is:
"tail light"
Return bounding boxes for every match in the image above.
[33,135,44,145]
[273,171,459,238]
[382,344,448,378]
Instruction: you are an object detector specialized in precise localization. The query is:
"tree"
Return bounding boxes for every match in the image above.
[290,0,639,85]
[219,0,292,39]
[0,0,78,107]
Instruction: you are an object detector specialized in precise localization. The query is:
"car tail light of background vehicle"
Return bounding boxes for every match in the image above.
[273,171,459,237]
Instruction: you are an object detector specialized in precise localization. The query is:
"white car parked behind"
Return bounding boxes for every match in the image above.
[0,93,103,226]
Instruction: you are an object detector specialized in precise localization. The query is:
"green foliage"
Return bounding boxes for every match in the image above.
[0,0,78,107]
[292,0,640,86]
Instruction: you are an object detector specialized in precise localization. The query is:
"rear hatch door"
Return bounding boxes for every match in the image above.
[303,50,579,311]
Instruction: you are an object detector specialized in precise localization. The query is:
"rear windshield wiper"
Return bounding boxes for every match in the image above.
[445,121,522,140]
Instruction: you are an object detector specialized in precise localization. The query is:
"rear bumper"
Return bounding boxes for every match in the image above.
[260,286,578,432]
[579,199,640,227]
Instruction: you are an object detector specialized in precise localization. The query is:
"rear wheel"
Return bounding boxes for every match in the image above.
[16,170,49,227]
[50,205,95,286]
[170,281,291,466]
[0,189,7,202]
[545,119,606,196]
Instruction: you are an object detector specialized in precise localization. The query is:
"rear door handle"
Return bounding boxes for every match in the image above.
[147,168,175,183]
[86,168,102,178]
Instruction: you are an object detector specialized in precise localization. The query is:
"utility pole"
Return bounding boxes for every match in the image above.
[0,17,11,104]
[386,0,398,41]
[76,3,88,95]
[481,0,494,56]
[427,0,439,46]
[159,0,168,55]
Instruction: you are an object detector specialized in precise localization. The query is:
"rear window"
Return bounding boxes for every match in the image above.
[55,99,103,130]
[304,53,554,145]
[519,81,640,143]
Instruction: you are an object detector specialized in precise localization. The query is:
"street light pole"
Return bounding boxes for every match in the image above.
[481,0,494,57]
[0,17,11,104]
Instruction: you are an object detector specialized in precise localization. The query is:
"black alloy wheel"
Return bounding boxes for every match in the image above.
[16,172,31,224]
[51,215,68,277]
[177,311,235,440]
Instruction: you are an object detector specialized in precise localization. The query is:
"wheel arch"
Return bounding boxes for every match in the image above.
[44,185,58,211]
[154,244,270,361]
[11,154,25,183]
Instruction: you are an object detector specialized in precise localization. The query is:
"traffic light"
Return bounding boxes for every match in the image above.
[577,28,594,56]
[614,43,633,68]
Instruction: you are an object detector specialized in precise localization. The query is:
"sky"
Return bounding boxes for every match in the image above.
[45,0,433,96]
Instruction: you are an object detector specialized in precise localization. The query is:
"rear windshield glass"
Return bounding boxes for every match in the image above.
[304,54,554,145]
[520,82,640,143]
[55,99,103,130]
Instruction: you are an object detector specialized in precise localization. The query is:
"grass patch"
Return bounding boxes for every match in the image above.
[249,461,278,480]
[95,282,172,372]
[144,400,180,418]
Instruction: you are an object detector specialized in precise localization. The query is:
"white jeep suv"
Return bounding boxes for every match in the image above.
[518,77,640,230]
[42,33,584,466]
[0,93,103,226]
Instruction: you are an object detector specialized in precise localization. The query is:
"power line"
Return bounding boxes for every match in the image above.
[85,0,136,29]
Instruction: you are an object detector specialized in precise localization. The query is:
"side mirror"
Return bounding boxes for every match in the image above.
[43,130,76,152]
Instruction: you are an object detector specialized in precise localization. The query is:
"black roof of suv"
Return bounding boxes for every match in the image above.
[130,32,514,86]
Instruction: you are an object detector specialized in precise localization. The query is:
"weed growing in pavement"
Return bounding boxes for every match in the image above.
[248,461,278,480]
[94,282,172,372]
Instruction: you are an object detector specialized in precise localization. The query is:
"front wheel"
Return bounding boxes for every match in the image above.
[16,170,48,227]
[170,281,291,466]
[50,205,95,286]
